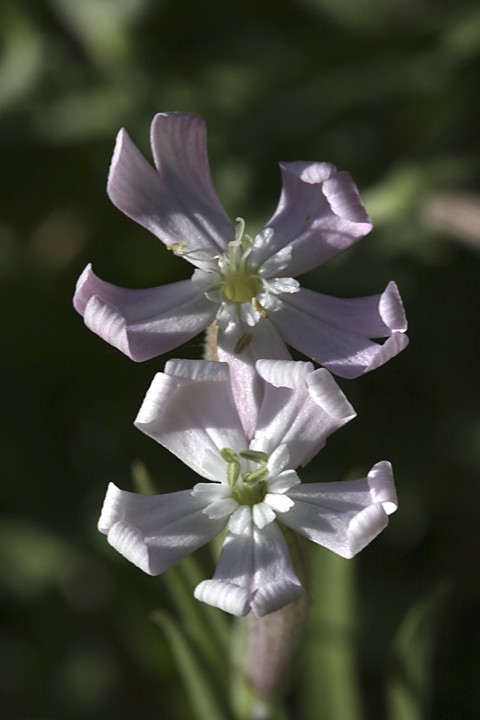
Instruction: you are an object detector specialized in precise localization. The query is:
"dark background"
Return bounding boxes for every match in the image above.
[1,0,480,718]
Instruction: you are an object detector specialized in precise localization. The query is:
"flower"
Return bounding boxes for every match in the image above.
[98,358,397,616]
[74,112,408,379]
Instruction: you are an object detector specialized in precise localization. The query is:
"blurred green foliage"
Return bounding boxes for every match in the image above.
[1,0,480,718]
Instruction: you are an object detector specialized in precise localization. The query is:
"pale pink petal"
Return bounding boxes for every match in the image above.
[98,483,226,575]
[216,316,291,443]
[248,162,372,276]
[134,360,247,479]
[191,483,232,501]
[266,444,291,476]
[74,264,217,361]
[280,462,397,559]
[305,368,356,421]
[107,114,234,255]
[194,520,304,617]
[203,498,239,519]
[272,284,409,379]
[252,360,355,468]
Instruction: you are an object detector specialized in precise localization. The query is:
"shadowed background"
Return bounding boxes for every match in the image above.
[1,0,480,718]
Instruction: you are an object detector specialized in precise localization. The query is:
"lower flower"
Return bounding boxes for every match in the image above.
[99,459,396,617]
[98,358,397,617]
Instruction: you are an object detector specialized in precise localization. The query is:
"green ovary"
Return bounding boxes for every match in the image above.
[222,271,262,304]
[233,477,267,506]
[221,448,269,506]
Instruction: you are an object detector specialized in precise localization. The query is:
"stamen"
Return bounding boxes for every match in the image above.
[243,467,269,484]
[252,297,268,318]
[234,217,246,243]
[220,448,239,464]
[220,447,271,506]
[234,333,253,354]
[220,447,240,487]
[166,242,188,254]
[167,242,219,263]
[240,450,269,465]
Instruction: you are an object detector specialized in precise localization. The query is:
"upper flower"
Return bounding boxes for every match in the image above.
[74,112,408,379]
[98,358,397,617]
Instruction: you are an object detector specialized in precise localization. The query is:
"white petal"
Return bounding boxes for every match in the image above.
[252,502,276,529]
[253,359,354,468]
[250,523,305,617]
[248,162,372,277]
[228,506,252,535]
[203,498,239,519]
[265,493,295,513]
[272,286,408,379]
[266,444,290,475]
[267,469,301,494]
[74,265,217,362]
[252,578,305,618]
[216,318,291,443]
[98,483,227,575]
[258,244,293,277]
[260,293,282,312]
[108,116,234,255]
[366,461,398,515]
[134,360,247,480]
[281,463,398,558]
[306,368,356,421]
[193,520,304,617]
[262,277,300,295]
[194,580,251,616]
[240,302,261,327]
[191,483,232,501]
[200,449,229,483]
[191,268,221,291]
[256,358,311,389]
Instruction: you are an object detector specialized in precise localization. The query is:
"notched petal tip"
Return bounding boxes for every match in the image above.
[306,368,356,421]
[73,263,94,314]
[346,461,397,556]
[251,579,305,617]
[279,160,337,185]
[365,332,409,375]
[108,127,129,184]
[83,295,133,358]
[367,460,398,515]
[194,580,251,616]
[379,281,408,332]
[98,482,123,534]
[255,358,312,389]
[107,520,153,575]
[134,372,178,427]
[346,503,389,558]
[164,358,229,383]
[323,171,372,227]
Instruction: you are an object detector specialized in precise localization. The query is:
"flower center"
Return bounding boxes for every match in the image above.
[218,219,262,304]
[220,448,270,506]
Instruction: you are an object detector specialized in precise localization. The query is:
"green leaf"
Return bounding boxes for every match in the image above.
[151,609,230,720]
[131,459,159,495]
[387,581,450,720]
[300,548,363,720]
[162,556,230,676]
[178,555,231,655]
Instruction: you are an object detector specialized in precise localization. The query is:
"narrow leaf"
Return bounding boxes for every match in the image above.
[151,609,229,720]
[131,459,159,495]
[387,581,450,720]
[300,548,363,720]
[162,557,230,676]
